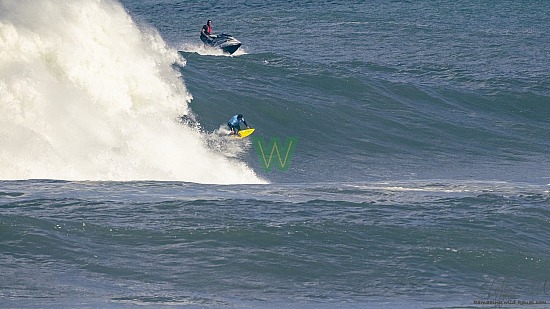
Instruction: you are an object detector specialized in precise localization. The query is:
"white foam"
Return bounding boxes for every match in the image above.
[179,42,248,57]
[0,0,264,184]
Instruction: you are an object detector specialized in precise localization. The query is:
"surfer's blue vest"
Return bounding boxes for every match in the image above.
[228,115,241,126]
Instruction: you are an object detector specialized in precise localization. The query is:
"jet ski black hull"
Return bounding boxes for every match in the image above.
[220,43,242,55]
[208,33,242,55]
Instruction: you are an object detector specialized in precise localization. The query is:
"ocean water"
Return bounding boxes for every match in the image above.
[1,0,549,308]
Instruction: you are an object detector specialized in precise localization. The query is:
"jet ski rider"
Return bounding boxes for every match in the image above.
[200,20,213,45]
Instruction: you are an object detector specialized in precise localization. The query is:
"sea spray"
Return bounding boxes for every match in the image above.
[0,0,264,184]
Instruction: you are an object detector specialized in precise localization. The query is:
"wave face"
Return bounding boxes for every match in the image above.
[0,0,262,183]
[166,0,550,185]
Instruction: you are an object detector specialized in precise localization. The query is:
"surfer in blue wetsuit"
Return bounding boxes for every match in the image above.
[227,114,249,135]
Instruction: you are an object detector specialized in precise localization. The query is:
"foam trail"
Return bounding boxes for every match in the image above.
[179,42,248,57]
[0,0,264,184]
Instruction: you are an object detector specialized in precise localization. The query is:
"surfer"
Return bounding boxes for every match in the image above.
[227,114,249,135]
[200,20,213,45]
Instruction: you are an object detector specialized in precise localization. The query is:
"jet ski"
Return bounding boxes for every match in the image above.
[207,33,242,54]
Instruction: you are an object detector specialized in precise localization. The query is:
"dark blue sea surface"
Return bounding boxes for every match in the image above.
[1,0,549,308]
[1,180,549,308]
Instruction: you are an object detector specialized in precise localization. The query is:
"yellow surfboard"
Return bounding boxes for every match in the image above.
[234,128,255,139]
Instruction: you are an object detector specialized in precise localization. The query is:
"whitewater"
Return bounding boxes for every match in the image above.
[0,0,263,184]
